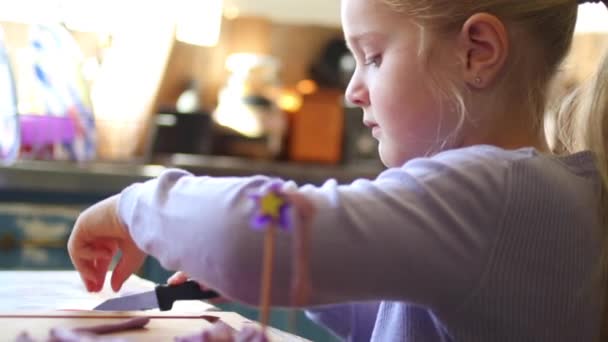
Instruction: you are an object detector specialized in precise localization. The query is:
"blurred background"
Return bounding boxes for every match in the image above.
[0,0,377,168]
[0,1,606,340]
[0,1,606,167]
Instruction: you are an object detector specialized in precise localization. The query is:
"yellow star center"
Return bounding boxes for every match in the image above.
[260,192,284,219]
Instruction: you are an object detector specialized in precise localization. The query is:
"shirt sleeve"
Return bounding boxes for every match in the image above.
[305,302,380,341]
[117,148,510,312]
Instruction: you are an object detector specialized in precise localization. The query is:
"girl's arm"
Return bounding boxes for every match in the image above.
[118,147,509,311]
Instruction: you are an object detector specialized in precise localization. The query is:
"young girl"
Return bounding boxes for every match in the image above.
[68,0,608,340]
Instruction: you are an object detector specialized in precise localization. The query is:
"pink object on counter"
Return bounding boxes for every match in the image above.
[19,114,75,146]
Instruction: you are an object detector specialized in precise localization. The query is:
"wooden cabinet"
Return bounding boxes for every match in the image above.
[289,89,344,164]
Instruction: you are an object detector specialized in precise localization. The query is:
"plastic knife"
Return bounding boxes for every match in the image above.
[94,280,219,311]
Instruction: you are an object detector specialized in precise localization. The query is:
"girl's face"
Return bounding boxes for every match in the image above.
[342,0,461,167]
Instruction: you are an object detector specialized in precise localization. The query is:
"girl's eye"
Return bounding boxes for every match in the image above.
[364,55,382,67]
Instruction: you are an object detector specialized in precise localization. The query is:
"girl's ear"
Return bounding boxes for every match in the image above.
[457,13,509,89]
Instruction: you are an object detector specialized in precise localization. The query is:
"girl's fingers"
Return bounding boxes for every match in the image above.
[167,271,189,285]
[69,237,116,292]
[74,259,104,292]
[90,257,114,292]
[111,245,146,292]
[167,272,228,304]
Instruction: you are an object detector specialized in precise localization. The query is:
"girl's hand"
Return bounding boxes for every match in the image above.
[168,271,229,305]
[67,195,146,293]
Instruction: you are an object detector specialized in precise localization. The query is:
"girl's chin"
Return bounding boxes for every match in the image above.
[379,144,425,168]
[379,145,404,168]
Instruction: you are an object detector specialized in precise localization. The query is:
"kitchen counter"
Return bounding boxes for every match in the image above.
[0,154,383,197]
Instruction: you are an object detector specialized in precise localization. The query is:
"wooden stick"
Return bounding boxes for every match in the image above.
[288,194,314,334]
[259,224,276,331]
[291,194,314,307]
[288,217,311,334]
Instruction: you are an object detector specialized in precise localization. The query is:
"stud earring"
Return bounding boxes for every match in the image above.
[474,77,482,85]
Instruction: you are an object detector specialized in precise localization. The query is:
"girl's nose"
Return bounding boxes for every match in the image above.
[345,73,369,107]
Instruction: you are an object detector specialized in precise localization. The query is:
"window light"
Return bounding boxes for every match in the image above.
[575,3,608,34]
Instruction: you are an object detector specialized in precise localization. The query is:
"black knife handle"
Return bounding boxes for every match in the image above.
[156,280,220,311]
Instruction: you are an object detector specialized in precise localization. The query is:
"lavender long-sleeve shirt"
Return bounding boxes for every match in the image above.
[118,145,602,341]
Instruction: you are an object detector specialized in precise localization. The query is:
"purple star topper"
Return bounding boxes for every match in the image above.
[250,182,292,231]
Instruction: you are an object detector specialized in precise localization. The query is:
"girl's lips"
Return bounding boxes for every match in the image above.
[363,120,380,138]
[371,126,381,138]
[363,120,378,128]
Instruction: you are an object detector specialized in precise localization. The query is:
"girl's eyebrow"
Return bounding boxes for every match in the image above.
[345,32,385,52]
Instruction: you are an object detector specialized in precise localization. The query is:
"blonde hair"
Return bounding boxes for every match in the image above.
[381,0,608,338]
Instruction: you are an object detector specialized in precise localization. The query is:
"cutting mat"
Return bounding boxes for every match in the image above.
[0,311,310,341]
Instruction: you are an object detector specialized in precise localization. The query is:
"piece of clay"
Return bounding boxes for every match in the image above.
[15,317,149,342]
[174,321,268,342]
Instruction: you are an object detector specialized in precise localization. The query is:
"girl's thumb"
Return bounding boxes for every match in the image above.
[167,271,189,285]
